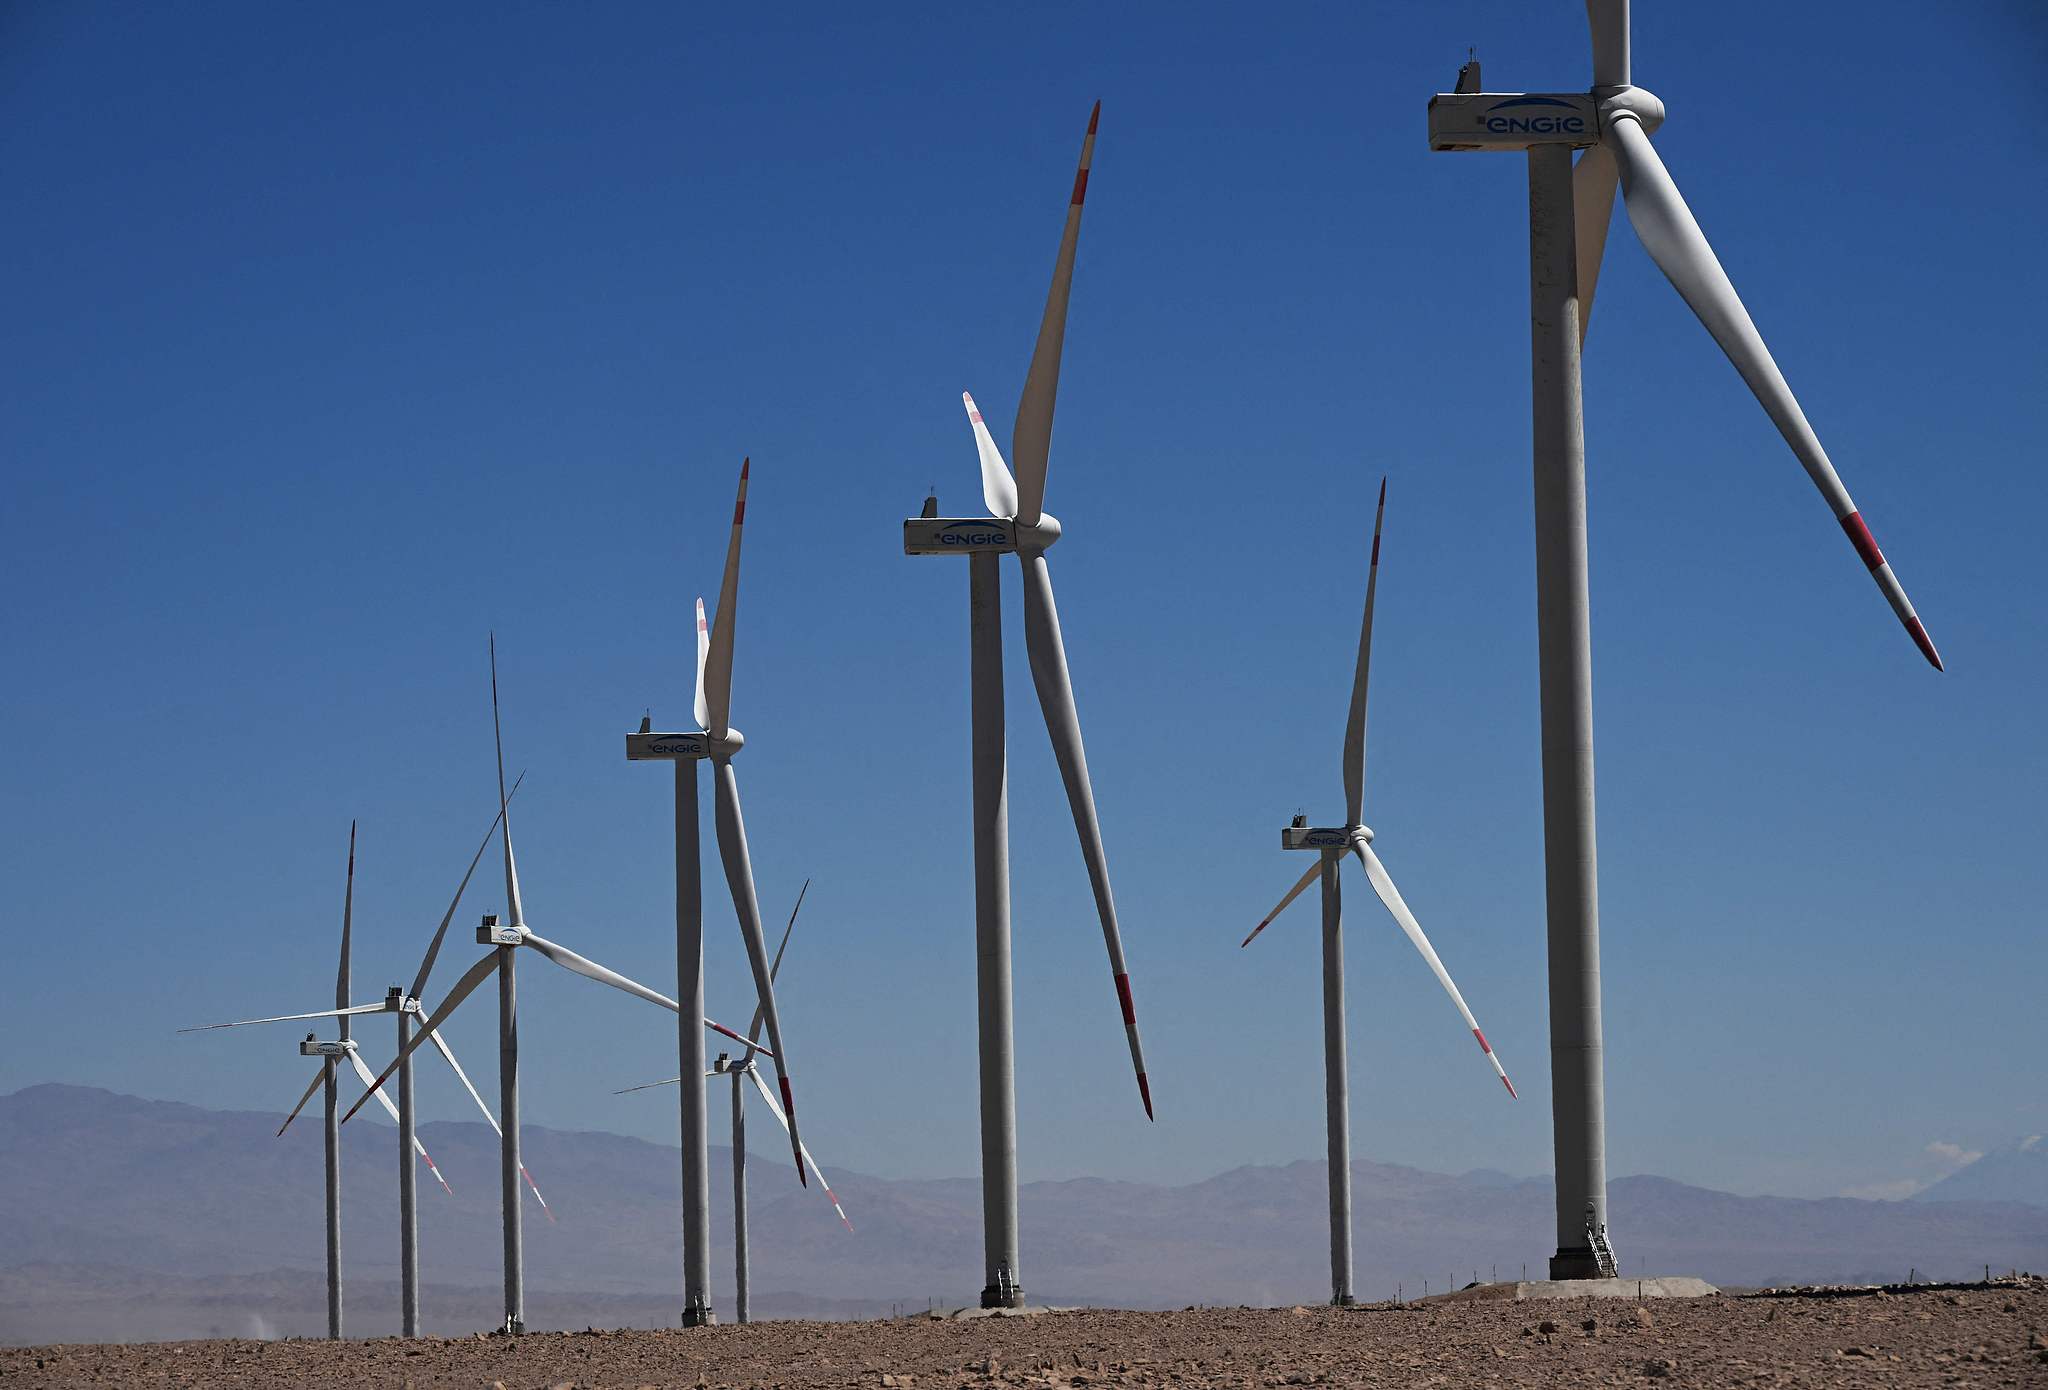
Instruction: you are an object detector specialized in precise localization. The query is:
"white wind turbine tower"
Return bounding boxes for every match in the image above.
[1238,482,1516,1307]
[902,102,1152,1310]
[1426,1,1943,1278]
[616,879,854,1325]
[349,634,770,1334]
[623,457,813,1326]
[179,822,443,1340]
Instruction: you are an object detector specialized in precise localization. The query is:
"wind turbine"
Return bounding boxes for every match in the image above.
[616,878,852,1325]
[179,821,427,1340]
[902,102,1151,1311]
[623,459,811,1325]
[1426,1,1943,1278]
[1238,482,1515,1306]
[382,773,556,1337]
[347,635,768,1335]
[184,795,564,1337]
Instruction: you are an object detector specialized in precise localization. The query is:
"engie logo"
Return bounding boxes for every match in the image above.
[1302,829,1348,847]
[938,522,1011,547]
[1483,96,1585,136]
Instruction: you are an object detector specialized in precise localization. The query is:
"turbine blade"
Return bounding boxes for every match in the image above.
[693,597,711,732]
[521,931,679,1013]
[412,770,525,1003]
[614,1076,685,1094]
[342,951,500,1125]
[1241,859,1324,949]
[1341,479,1387,829]
[426,1027,550,1217]
[963,393,1019,518]
[1585,0,1630,88]
[1572,143,1618,344]
[746,877,810,1050]
[337,821,355,1038]
[179,1002,388,1033]
[1011,101,1099,528]
[744,1064,854,1233]
[1606,114,1941,669]
[710,1016,770,1056]
[1349,840,1516,1098]
[1018,551,1151,1119]
[489,634,529,928]
[711,760,807,1185]
[703,460,749,740]
[276,1068,324,1138]
[344,1047,452,1195]
[425,1026,498,1135]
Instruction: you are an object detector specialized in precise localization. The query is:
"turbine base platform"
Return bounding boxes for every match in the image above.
[1411,1276,1718,1305]
[980,1283,1028,1311]
[680,1305,717,1328]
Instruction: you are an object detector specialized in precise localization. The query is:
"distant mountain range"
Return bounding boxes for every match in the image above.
[3,1085,2043,1344]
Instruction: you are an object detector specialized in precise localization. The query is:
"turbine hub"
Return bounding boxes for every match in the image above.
[1598,85,1665,135]
[1013,512,1063,553]
[709,727,745,758]
[1349,825,1375,845]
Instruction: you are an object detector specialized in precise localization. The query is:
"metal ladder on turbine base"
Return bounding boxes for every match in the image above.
[1584,1203,1618,1279]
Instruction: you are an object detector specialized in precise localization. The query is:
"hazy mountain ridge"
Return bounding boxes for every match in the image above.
[3,1085,2043,1344]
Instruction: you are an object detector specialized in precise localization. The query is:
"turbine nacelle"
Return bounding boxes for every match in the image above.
[902,512,1061,556]
[476,914,525,948]
[1280,824,1374,852]
[623,728,744,761]
[299,1038,358,1058]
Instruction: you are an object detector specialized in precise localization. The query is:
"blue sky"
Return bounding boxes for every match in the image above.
[3,0,2044,1212]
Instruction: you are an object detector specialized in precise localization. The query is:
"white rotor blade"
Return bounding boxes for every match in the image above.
[275,1068,325,1137]
[1585,0,1629,87]
[1350,840,1516,1098]
[1017,551,1151,1119]
[1341,479,1387,829]
[693,596,711,732]
[413,771,524,1003]
[711,760,807,1186]
[521,931,678,1013]
[180,1001,388,1033]
[337,821,355,1041]
[1241,859,1324,949]
[343,951,499,1125]
[426,1027,552,1218]
[1605,113,1942,670]
[702,459,749,740]
[1011,102,1099,527]
[744,1065,853,1233]
[614,1076,685,1094]
[344,1047,453,1196]
[488,634,529,928]
[962,392,1018,518]
[1572,143,1618,344]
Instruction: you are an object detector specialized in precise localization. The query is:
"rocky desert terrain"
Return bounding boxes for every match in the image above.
[3,1280,2043,1389]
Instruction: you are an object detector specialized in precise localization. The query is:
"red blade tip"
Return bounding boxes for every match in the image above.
[1137,1072,1154,1121]
[1907,617,1943,671]
[1501,1074,1518,1100]
[1088,101,1100,134]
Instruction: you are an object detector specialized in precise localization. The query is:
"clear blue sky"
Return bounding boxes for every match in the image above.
[4,1,2043,1207]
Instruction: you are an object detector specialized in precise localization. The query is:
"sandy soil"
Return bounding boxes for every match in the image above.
[3,1281,2042,1388]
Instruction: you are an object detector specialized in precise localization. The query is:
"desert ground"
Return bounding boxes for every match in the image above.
[2,1280,2042,1389]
